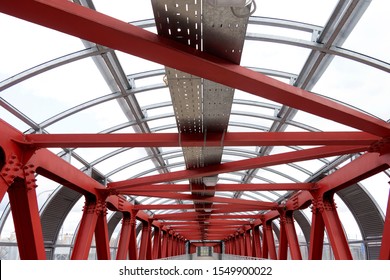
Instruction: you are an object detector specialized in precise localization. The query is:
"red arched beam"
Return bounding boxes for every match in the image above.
[1,0,390,137]
[17,131,380,148]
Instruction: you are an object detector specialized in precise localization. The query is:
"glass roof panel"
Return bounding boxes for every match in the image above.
[0,13,84,78]
[241,41,311,74]
[45,99,126,133]
[342,1,390,63]
[312,57,390,121]
[254,0,338,26]
[93,0,154,22]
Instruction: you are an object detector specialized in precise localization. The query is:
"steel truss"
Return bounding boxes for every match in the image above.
[0,0,389,260]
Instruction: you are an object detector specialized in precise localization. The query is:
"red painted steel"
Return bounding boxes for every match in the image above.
[139,220,152,260]
[31,149,103,197]
[245,230,252,257]
[278,212,288,260]
[161,231,169,258]
[264,221,277,259]
[152,226,162,259]
[319,195,352,260]
[133,203,270,211]
[118,182,314,193]
[95,209,111,260]
[261,225,269,259]
[110,145,367,189]
[167,232,174,257]
[0,180,7,204]
[318,152,390,195]
[252,225,262,258]
[128,212,138,260]
[7,179,46,259]
[116,213,132,260]
[284,212,302,260]
[122,192,278,208]
[309,197,326,260]
[71,199,101,260]
[1,1,390,137]
[18,131,380,148]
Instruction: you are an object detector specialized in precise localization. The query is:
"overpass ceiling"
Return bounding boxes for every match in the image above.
[0,0,389,242]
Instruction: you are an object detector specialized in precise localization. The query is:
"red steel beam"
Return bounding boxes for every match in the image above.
[116,213,131,260]
[161,221,246,226]
[119,183,314,193]
[7,179,46,259]
[174,228,240,233]
[154,212,260,221]
[94,211,111,260]
[164,220,250,225]
[71,199,100,260]
[133,204,265,211]
[110,145,367,189]
[318,152,390,195]
[284,212,302,260]
[125,191,278,208]
[17,132,380,148]
[1,1,390,137]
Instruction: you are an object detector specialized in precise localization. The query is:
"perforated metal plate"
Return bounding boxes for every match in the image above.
[152,0,249,175]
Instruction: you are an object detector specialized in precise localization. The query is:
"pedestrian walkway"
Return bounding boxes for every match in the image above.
[162,253,263,260]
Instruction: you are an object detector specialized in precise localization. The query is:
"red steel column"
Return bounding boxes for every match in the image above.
[227,238,232,254]
[139,220,152,260]
[320,194,352,260]
[309,196,325,260]
[0,179,8,202]
[128,211,138,260]
[7,178,46,259]
[180,238,185,255]
[278,212,288,260]
[261,226,269,259]
[265,221,277,259]
[116,213,131,260]
[161,230,168,258]
[167,231,174,257]
[94,199,110,260]
[224,239,229,254]
[234,234,240,255]
[152,226,162,259]
[239,233,246,256]
[245,230,252,257]
[285,211,302,260]
[172,234,178,256]
[71,198,101,259]
[252,225,262,258]
[172,235,177,256]
[380,188,390,259]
